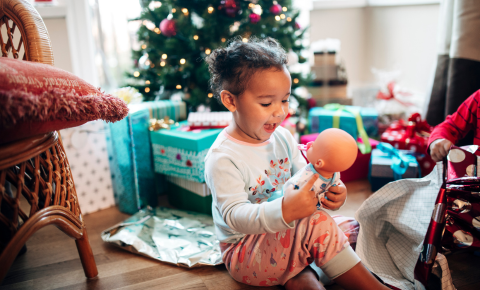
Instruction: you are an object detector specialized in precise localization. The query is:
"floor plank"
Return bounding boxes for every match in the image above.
[1,179,479,290]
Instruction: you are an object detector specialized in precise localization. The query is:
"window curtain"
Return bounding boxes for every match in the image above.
[426,0,480,144]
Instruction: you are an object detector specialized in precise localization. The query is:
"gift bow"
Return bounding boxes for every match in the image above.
[377,142,419,179]
[323,103,372,154]
[376,81,414,107]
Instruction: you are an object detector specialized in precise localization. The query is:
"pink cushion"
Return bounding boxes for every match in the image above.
[0,58,128,144]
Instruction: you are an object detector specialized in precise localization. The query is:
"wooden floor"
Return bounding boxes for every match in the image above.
[1,179,480,290]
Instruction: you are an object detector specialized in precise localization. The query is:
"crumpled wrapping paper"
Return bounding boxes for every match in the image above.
[101,207,222,267]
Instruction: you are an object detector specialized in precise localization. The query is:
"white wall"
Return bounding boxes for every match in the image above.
[43,18,73,73]
[310,4,440,96]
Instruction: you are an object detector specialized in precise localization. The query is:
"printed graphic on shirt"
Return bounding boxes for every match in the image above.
[248,157,292,203]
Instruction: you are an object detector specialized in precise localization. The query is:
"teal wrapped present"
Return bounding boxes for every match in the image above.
[106,100,187,214]
[309,104,378,139]
[165,175,212,215]
[151,121,222,183]
[368,143,420,192]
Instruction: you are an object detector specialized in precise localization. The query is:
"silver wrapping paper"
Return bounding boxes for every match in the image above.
[101,207,223,267]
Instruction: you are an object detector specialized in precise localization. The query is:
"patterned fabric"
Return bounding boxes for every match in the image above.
[355,164,455,290]
[428,89,480,147]
[220,211,359,286]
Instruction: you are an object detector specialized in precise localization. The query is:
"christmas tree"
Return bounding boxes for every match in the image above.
[127,0,309,111]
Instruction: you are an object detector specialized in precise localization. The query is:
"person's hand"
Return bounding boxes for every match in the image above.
[322,180,347,210]
[282,174,319,224]
[430,138,453,162]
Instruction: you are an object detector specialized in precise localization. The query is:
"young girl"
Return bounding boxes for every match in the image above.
[204,37,389,290]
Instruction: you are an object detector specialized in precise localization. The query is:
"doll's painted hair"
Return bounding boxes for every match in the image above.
[205,36,288,100]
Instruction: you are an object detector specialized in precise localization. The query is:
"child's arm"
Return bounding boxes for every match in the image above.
[205,153,295,235]
[428,90,480,161]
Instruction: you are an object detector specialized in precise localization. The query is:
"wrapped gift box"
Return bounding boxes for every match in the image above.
[166,175,212,215]
[301,134,379,183]
[309,105,378,139]
[106,100,187,214]
[380,113,434,176]
[150,122,222,183]
[60,121,115,215]
[369,144,420,192]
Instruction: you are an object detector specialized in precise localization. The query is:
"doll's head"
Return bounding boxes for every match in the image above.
[306,128,358,177]
[205,37,291,144]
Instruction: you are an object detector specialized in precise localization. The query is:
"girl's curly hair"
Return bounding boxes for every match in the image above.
[205,36,288,99]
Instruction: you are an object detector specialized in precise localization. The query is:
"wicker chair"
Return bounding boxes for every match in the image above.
[0,0,98,282]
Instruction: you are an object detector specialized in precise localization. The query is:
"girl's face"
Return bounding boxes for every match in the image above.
[229,66,291,143]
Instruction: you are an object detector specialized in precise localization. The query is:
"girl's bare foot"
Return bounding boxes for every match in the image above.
[284,266,326,290]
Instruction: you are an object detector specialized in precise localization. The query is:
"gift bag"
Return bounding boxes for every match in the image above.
[60,121,115,215]
[414,146,480,289]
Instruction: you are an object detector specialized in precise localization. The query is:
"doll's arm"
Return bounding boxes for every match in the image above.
[322,174,347,211]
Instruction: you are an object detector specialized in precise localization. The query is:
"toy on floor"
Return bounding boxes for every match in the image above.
[288,128,358,207]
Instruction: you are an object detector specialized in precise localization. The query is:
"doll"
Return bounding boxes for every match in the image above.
[286,128,358,207]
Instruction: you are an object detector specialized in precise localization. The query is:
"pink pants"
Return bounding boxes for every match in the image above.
[220,211,360,287]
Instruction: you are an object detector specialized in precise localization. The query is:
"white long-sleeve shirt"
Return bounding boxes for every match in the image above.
[204,127,306,243]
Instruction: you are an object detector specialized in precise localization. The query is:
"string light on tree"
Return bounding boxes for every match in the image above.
[293,78,299,84]
[145,87,150,93]
[176,85,182,89]
[148,1,162,10]
[127,0,309,109]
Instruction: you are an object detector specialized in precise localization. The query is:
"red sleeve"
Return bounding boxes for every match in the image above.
[428,90,480,150]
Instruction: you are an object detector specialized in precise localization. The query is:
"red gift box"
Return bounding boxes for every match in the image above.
[380,113,435,176]
[300,134,379,183]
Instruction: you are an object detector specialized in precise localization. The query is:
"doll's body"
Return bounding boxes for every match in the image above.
[285,128,358,206]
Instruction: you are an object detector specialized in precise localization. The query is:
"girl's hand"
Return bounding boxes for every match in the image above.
[321,180,347,210]
[282,174,319,224]
[430,138,453,162]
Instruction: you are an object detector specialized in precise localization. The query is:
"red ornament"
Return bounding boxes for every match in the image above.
[220,0,239,17]
[249,13,261,24]
[269,4,282,15]
[160,18,176,37]
[295,22,301,30]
